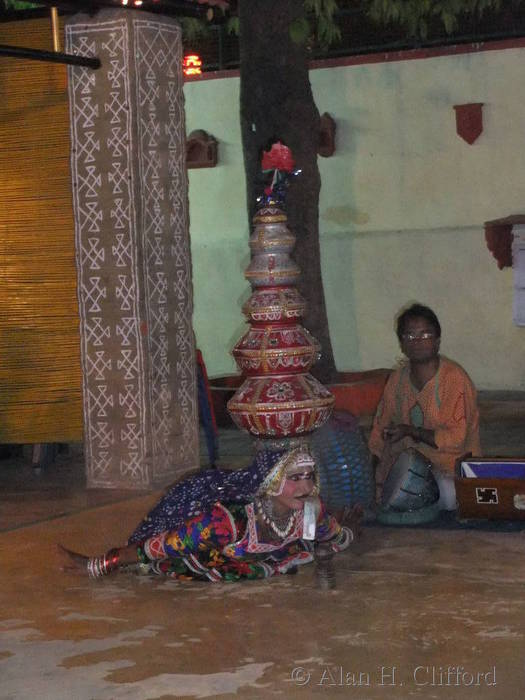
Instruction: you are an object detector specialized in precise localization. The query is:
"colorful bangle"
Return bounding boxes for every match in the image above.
[87,548,120,578]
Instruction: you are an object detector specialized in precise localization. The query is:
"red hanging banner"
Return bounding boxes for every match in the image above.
[453,103,484,145]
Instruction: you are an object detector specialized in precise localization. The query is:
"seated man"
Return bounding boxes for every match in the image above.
[369,303,481,511]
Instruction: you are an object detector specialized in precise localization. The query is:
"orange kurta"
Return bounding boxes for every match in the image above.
[368,356,481,474]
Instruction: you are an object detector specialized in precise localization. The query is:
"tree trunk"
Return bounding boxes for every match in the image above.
[238,0,337,383]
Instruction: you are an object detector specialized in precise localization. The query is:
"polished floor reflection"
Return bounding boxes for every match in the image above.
[1,393,524,699]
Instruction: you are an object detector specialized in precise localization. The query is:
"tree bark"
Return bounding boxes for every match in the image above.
[238,0,337,383]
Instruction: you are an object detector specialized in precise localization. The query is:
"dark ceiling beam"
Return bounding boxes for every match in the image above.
[0,0,225,70]
[32,0,212,19]
[0,42,101,67]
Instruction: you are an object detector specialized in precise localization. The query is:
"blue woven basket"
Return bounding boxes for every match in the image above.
[312,411,374,511]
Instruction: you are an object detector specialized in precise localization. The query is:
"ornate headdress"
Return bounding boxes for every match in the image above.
[257,447,319,497]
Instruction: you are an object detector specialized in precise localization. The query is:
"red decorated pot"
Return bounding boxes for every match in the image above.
[232,324,320,375]
[227,373,334,437]
[228,198,333,439]
[242,286,306,323]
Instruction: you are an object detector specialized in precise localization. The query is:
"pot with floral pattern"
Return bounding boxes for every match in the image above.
[242,286,306,324]
[228,156,334,440]
[228,374,334,437]
[232,324,321,376]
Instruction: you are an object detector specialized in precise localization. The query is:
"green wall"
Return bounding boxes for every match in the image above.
[185,45,525,390]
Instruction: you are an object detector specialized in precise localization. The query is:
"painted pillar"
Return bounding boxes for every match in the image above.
[65,9,198,488]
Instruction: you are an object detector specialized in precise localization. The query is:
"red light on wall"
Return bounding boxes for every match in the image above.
[183,54,202,77]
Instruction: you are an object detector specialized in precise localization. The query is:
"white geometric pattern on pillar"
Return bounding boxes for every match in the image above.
[134,19,197,480]
[66,10,198,488]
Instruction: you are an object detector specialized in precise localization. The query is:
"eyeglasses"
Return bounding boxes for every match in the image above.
[401,332,436,342]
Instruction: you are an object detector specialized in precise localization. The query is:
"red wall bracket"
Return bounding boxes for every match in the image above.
[453,103,483,145]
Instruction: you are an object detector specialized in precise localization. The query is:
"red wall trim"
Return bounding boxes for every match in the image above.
[185,36,525,83]
[185,68,240,82]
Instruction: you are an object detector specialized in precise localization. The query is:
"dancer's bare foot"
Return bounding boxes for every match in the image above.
[57,543,136,576]
[57,544,90,574]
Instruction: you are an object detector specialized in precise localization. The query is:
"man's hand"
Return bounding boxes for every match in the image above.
[382,423,437,449]
[382,423,414,443]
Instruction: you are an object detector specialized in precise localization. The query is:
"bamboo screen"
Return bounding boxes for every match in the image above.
[0,18,83,443]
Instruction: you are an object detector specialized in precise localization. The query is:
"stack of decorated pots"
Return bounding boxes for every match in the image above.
[227,203,334,442]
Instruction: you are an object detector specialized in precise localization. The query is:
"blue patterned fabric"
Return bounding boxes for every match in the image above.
[312,411,374,511]
[128,450,285,543]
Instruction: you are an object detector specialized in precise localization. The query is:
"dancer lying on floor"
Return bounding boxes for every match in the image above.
[59,447,361,582]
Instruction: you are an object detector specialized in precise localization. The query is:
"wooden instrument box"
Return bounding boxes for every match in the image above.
[455,458,525,520]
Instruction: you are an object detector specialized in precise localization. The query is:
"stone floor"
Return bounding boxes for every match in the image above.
[1,394,525,699]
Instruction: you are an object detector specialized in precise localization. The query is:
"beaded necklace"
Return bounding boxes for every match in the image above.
[255,497,296,539]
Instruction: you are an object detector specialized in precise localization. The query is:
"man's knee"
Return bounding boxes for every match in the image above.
[432,470,456,511]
